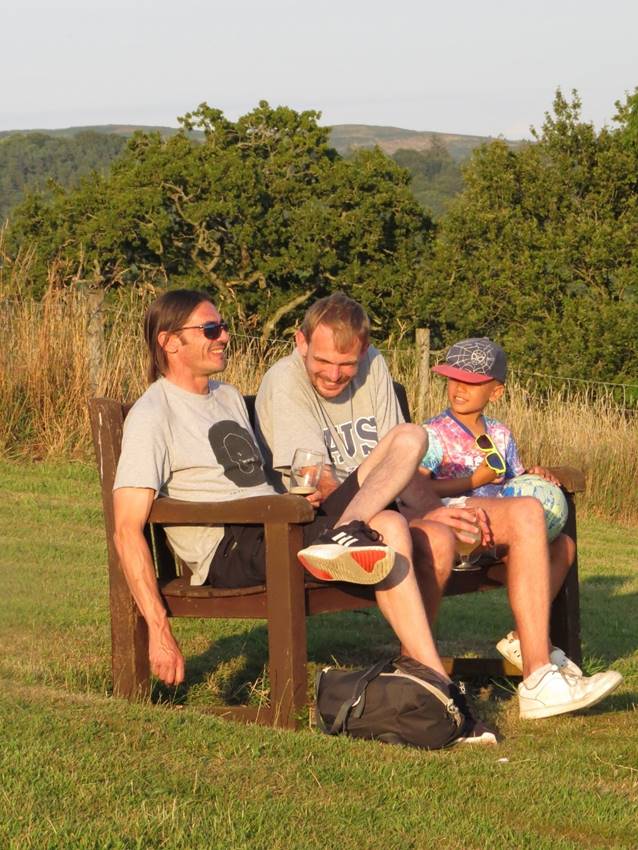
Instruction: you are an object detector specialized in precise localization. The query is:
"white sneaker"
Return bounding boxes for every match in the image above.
[496,631,583,677]
[518,665,623,720]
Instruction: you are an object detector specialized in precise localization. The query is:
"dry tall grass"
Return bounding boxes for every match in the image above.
[1,280,636,522]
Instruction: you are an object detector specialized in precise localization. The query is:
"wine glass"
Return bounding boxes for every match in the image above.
[452,511,483,572]
[289,449,324,496]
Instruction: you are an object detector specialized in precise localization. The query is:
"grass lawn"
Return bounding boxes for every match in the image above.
[1,460,637,850]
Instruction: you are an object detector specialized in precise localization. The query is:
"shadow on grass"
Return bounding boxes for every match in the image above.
[579,574,638,662]
[153,608,394,706]
[152,573,638,708]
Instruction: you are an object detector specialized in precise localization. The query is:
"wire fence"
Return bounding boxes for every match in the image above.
[2,295,637,412]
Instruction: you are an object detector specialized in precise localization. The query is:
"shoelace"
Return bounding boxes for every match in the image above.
[350,521,383,543]
[558,667,581,686]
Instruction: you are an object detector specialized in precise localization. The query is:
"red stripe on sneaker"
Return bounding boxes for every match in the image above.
[350,550,385,574]
[297,556,334,581]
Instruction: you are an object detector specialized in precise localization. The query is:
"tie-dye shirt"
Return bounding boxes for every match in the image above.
[421,409,525,498]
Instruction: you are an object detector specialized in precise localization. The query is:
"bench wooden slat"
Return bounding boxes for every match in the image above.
[149,494,314,525]
[546,466,585,494]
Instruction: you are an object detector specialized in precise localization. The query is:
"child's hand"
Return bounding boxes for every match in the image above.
[424,505,493,548]
[470,459,499,489]
[526,465,561,486]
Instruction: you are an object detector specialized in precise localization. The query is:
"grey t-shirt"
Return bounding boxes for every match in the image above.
[114,377,276,585]
[255,346,403,485]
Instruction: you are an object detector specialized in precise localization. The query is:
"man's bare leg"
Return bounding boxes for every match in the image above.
[367,509,449,678]
[335,424,431,525]
[324,424,459,625]
[408,519,455,624]
[466,495,552,679]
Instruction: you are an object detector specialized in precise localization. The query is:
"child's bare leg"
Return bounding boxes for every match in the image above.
[489,531,576,644]
[548,533,576,598]
[466,495,552,679]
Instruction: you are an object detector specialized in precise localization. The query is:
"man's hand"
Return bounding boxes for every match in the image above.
[303,465,340,507]
[423,505,493,548]
[149,623,185,686]
[526,465,561,486]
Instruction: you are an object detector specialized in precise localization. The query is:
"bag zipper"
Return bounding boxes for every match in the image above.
[381,670,463,726]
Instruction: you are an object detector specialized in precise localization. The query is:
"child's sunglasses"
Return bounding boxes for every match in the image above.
[174,320,229,340]
[475,434,506,475]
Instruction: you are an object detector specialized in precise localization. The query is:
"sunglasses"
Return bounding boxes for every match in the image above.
[174,320,229,340]
[475,434,506,475]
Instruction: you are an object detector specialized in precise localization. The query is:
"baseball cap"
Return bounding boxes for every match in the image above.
[432,338,507,384]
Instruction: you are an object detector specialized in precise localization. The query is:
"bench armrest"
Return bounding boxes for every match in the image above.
[545,466,585,494]
[148,494,315,525]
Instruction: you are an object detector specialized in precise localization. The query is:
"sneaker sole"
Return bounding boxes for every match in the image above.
[451,731,498,746]
[297,545,394,585]
[519,671,623,720]
[496,638,583,677]
[495,637,523,672]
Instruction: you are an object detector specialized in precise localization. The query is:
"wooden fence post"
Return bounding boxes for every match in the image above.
[87,289,105,396]
[416,328,430,423]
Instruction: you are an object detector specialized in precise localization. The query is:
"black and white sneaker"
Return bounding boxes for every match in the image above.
[449,683,500,746]
[297,520,395,585]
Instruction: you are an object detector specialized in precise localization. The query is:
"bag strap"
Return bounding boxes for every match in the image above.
[329,658,392,735]
[314,668,332,735]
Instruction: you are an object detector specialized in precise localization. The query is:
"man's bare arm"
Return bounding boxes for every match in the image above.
[113,487,185,686]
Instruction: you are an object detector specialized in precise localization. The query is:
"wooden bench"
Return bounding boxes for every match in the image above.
[89,387,583,729]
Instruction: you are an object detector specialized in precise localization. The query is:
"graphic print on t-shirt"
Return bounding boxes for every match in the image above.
[208,421,266,487]
[322,416,378,467]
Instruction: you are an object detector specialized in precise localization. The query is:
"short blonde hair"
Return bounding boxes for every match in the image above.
[300,292,370,352]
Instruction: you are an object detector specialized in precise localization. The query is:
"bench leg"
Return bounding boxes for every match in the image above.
[549,492,582,666]
[264,522,308,729]
[109,564,151,700]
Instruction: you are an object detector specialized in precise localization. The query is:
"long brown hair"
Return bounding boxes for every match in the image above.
[144,289,211,383]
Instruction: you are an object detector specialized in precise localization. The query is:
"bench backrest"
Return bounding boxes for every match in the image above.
[90,398,181,582]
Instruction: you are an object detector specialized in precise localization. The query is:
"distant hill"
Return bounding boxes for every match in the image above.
[0,122,523,224]
[0,124,188,141]
[0,121,521,158]
[329,124,521,160]
[0,131,128,223]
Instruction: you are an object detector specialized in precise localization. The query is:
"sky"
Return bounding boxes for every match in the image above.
[3,0,637,139]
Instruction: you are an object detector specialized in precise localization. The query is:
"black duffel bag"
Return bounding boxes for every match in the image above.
[315,655,478,749]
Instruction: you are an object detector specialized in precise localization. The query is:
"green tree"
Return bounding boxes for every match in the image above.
[0,131,127,223]
[415,89,638,382]
[7,102,432,338]
[392,140,464,219]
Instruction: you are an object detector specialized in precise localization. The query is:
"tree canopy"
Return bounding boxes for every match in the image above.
[6,102,432,338]
[4,92,638,380]
[415,89,638,382]
[392,141,464,219]
[0,131,126,224]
